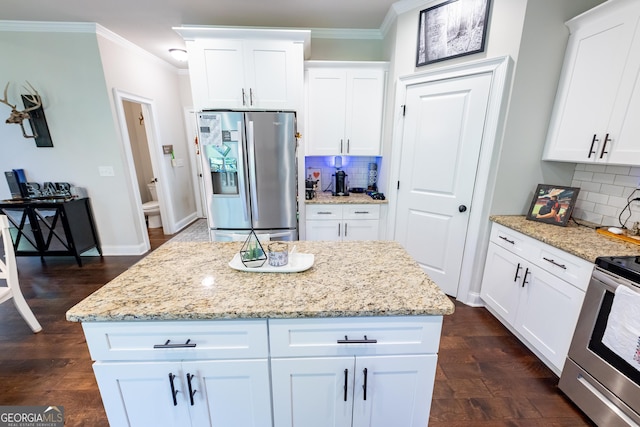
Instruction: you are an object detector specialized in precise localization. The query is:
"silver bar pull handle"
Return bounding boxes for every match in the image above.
[337,335,378,344]
[354,211,370,214]
[249,88,254,106]
[154,339,197,349]
[345,222,348,237]
[241,88,246,106]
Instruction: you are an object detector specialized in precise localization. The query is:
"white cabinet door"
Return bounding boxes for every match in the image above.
[543,1,640,163]
[244,41,302,110]
[306,65,386,156]
[513,265,585,372]
[352,355,437,427]
[306,68,348,156]
[188,39,246,110]
[94,359,272,427]
[606,34,640,164]
[186,359,272,427]
[343,220,379,241]
[187,39,302,110]
[345,69,385,156]
[480,243,522,325]
[306,219,342,241]
[271,357,354,427]
[93,361,190,427]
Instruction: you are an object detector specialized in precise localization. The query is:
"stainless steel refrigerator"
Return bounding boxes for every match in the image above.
[197,111,298,241]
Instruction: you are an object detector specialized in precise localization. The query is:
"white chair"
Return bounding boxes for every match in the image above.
[0,215,42,333]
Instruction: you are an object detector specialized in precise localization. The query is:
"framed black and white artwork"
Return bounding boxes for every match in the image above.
[417,0,491,66]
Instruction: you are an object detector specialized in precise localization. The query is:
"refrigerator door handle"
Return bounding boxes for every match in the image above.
[247,120,259,222]
[236,120,250,222]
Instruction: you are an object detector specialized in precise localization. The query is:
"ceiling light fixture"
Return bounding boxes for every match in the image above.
[169,48,188,62]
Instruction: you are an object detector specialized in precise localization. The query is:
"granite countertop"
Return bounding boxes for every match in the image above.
[306,192,388,205]
[66,240,454,322]
[491,215,640,262]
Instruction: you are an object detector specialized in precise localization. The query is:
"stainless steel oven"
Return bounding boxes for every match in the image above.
[560,256,640,427]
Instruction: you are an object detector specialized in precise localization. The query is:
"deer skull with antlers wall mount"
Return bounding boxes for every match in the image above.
[1,81,42,139]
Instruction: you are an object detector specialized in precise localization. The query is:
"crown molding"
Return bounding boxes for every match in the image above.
[309,28,383,40]
[0,20,96,33]
[0,20,180,73]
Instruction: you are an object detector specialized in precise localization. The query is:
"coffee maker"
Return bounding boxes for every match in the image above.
[332,170,349,196]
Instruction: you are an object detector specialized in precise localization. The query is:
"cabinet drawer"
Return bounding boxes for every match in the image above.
[490,223,532,258]
[269,316,443,357]
[306,204,343,220]
[531,245,593,291]
[82,320,269,361]
[343,204,380,220]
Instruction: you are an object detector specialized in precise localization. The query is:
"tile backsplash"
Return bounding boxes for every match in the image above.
[305,156,381,193]
[571,164,640,227]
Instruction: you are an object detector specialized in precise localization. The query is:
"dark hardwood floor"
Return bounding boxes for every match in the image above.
[0,226,594,426]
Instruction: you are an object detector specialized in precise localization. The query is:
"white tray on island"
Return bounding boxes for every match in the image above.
[228,252,314,273]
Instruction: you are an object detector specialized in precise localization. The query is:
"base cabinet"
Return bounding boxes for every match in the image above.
[271,355,436,427]
[480,223,590,375]
[82,316,442,427]
[305,204,380,241]
[93,359,271,427]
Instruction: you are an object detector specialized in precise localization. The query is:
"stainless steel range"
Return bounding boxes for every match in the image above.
[560,256,640,426]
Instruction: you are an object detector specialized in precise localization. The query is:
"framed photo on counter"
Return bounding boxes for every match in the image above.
[526,184,580,227]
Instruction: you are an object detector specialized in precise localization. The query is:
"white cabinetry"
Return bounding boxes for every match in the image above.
[186,39,302,110]
[82,320,272,427]
[269,317,441,427]
[305,204,380,241]
[305,62,387,156]
[543,0,640,165]
[176,27,309,111]
[480,223,591,375]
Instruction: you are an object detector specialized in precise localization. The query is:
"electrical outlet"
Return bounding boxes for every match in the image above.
[98,166,115,177]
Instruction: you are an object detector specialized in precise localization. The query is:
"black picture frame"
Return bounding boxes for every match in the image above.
[416,0,491,67]
[526,184,580,227]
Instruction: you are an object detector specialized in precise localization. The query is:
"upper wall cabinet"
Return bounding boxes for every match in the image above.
[542,0,640,165]
[176,27,310,111]
[305,61,388,156]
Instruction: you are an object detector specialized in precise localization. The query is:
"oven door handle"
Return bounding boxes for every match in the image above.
[592,268,634,293]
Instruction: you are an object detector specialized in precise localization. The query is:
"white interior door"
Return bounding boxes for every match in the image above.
[394,72,491,297]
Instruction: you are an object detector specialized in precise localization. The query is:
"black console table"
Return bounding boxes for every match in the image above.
[0,197,102,266]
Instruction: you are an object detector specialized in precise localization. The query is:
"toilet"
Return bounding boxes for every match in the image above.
[142,182,162,228]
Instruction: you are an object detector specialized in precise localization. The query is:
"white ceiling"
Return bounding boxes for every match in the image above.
[0,0,411,68]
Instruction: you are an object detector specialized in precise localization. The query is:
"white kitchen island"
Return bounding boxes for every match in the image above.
[66,240,454,427]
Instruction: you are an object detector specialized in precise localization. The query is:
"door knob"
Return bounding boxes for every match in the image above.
[459,205,467,212]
